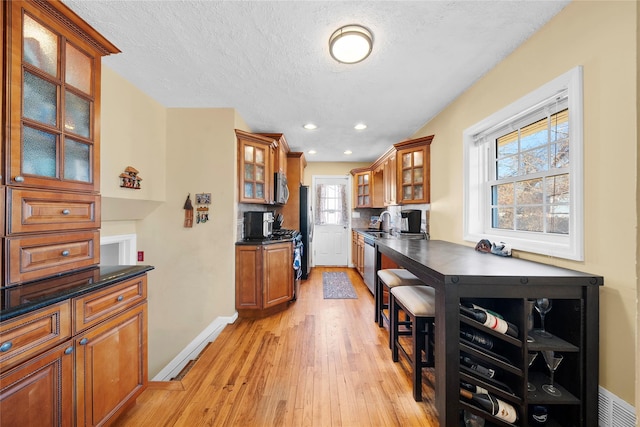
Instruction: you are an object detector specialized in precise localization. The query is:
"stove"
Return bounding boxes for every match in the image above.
[269,228,300,241]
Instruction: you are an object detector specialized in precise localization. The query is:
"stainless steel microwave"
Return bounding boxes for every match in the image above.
[274,172,289,205]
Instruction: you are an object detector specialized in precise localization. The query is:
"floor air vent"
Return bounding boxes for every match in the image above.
[599,386,636,427]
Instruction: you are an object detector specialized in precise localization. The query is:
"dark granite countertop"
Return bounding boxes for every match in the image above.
[1,265,155,322]
[236,238,294,246]
[375,239,603,286]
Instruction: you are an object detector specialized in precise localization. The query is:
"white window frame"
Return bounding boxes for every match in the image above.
[463,66,584,260]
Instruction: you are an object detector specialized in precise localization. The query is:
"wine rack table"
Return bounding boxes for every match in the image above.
[375,239,602,427]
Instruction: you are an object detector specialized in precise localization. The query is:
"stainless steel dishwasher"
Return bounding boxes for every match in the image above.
[363,235,376,294]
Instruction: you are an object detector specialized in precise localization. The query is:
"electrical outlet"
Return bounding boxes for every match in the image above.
[137,251,144,262]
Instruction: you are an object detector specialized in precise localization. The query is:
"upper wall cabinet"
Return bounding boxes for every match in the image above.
[259,133,289,177]
[395,135,433,204]
[236,130,276,204]
[352,168,373,208]
[4,0,119,193]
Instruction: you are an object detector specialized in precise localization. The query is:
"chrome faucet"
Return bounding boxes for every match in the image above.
[377,211,392,231]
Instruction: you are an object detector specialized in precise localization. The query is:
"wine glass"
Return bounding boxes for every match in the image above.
[463,410,486,427]
[527,352,538,391]
[542,350,563,396]
[534,298,553,337]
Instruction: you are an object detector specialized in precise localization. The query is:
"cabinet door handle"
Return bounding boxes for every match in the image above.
[14,176,24,182]
[62,209,71,215]
[64,346,74,355]
[117,295,124,302]
[0,341,13,352]
[61,250,70,257]
[79,338,89,345]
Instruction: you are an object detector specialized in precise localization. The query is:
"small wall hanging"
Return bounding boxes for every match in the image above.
[120,166,142,189]
[183,193,193,228]
[195,193,211,224]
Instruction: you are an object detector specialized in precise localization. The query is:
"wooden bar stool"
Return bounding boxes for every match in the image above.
[390,284,436,401]
[375,269,424,328]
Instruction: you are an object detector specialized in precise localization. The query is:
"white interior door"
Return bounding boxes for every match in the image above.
[312,176,350,266]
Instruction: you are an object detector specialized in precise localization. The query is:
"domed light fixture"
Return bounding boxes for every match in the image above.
[329,24,373,64]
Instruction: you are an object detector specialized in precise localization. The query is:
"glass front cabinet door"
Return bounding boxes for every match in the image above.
[6,1,118,192]
[395,135,433,204]
[236,130,275,204]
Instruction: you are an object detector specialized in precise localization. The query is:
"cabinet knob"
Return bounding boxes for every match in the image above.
[79,338,89,345]
[62,209,71,215]
[0,341,13,352]
[64,346,74,355]
[61,250,70,257]
[14,176,24,182]
[117,295,124,302]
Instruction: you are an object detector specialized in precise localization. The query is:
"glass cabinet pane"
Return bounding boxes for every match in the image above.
[244,183,253,199]
[64,91,90,138]
[256,165,264,182]
[402,186,412,200]
[414,185,423,199]
[23,14,58,76]
[64,139,90,182]
[402,153,412,168]
[413,168,423,184]
[244,164,254,180]
[23,71,57,126]
[413,151,423,167]
[23,126,57,177]
[256,183,264,199]
[363,174,369,184]
[358,175,364,185]
[255,148,265,165]
[65,42,92,94]
[403,170,411,185]
[244,145,254,162]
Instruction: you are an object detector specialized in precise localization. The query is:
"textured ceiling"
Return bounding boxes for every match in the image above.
[62,0,569,162]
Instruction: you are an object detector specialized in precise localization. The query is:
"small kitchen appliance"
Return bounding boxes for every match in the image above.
[400,209,421,233]
[243,211,274,240]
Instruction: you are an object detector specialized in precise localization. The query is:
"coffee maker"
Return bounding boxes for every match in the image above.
[400,210,421,233]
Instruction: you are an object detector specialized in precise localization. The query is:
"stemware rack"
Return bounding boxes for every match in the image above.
[457,296,591,427]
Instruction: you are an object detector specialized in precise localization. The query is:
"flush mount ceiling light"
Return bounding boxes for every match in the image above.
[354,123,367,130]
[329,24,373,64]
[303,123,317,130]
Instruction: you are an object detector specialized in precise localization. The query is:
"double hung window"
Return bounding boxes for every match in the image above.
[463,66,583,260]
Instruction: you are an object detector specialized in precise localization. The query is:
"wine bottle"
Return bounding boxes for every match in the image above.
[460,380,489,395]
[460,388,518,423]
[460,326,494,350]
[460,305,519,338]
[462,301,505,319]
[460,355,496,378]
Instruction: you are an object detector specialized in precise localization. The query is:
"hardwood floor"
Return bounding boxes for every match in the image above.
[113,267,439,426]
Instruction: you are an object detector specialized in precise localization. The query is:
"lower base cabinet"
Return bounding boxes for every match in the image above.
[0,273,148,426]
[236,242,293,317]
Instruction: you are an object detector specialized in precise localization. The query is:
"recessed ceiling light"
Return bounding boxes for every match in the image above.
[303,123,317,130]
[308,150,317,154]
[354,123,367,130]
[344,150,353,155]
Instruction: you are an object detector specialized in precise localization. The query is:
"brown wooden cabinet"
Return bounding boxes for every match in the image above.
[0,273,148,427]
[75,302,147,426]
[356,233,365,276]
[280,152,306,230]
[2,0,119,285]
[352,169,373,208]
[259,133,289,176]
[235,242,293,317]
[236,130,276,204]
[395,136,433,204]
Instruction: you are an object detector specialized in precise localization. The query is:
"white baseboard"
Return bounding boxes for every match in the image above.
[151,312,239,381]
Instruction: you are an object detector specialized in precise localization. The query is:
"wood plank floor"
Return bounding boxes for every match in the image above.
[113,267,439,427]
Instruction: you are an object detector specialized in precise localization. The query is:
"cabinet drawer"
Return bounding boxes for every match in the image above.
[0,301,72,373]
[74,275,147,333]
[7,188,100,234]
[6,231,100,285]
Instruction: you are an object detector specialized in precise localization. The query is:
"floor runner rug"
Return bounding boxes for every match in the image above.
[322,272,358,299]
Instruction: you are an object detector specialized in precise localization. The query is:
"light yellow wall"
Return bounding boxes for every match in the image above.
[100,67,166,202]
[414,1,637,404]
[132,108,238,376]
[304,161,369,185]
